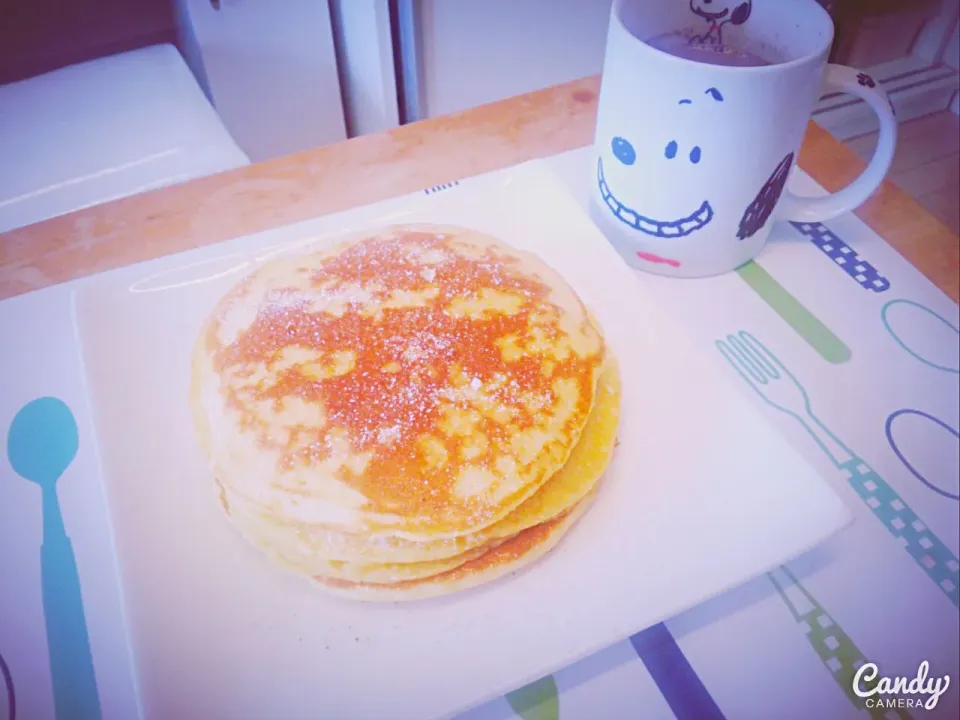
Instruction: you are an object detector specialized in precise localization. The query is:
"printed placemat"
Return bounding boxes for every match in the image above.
[0,148,956,720]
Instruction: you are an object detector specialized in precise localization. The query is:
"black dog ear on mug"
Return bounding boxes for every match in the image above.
[730,2,752,25]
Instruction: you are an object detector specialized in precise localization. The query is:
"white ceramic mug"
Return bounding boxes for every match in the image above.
[589,0,898,278]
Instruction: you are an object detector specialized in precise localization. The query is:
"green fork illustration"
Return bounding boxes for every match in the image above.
[716,331,959,609]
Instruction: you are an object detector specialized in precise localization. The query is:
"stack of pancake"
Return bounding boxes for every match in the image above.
[189,224,620,601]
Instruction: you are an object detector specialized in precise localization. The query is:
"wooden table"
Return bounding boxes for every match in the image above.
[1,76,957,303]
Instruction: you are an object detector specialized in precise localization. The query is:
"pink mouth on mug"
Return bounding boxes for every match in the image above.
[598,158,714,238]
[636,252,682,268]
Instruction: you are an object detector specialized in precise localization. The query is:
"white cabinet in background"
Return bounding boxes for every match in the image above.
[176,0,347,162]
[405,0,614,120]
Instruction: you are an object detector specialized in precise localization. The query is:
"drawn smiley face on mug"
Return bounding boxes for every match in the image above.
[597,87,725,240]
[598,83,795,263]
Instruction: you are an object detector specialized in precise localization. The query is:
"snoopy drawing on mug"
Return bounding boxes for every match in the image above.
[689,0,752,45]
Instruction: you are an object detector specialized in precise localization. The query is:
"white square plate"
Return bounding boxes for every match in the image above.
[74,162,851,720]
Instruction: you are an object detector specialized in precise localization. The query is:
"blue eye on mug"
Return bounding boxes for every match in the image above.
[665,141,678,160]
[611,136,636,165]
[690,146,702,164]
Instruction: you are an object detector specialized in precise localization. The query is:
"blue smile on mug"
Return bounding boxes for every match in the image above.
[596,87,729,240]
[599,136,715,239]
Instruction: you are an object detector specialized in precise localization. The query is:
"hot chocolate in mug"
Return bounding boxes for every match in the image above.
[589,0,898,277]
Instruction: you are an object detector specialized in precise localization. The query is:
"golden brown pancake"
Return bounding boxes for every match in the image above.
[311,490,597,602]
[190,224,606,540]
[217,353,620,567]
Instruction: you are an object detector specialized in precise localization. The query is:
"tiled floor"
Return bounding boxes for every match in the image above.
[844,110,960,236]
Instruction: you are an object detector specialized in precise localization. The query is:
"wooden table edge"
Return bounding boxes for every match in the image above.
[1,75,957,303]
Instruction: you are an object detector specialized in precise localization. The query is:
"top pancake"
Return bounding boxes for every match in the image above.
[190,224,606,539]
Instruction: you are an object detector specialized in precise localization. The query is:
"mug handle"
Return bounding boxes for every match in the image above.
[778,65,898,223]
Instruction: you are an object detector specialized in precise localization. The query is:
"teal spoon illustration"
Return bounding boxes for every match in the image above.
[717,332,959,608]
[769,566,913,719]
[506,675,559,720]
[7,398,101,720]
[737,261,852,365]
